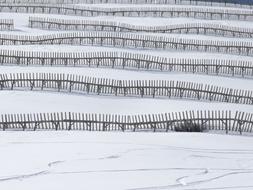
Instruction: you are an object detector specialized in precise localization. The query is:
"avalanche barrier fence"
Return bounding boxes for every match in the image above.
[0,110,252,134]
[0,73,253,105]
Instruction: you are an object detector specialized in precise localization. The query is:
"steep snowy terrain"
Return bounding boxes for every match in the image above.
[0,0,252,189]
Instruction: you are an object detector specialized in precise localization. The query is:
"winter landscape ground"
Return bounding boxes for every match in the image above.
[0,0,253,189]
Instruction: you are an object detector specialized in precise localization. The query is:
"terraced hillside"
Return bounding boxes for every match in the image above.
[0,0,253,190]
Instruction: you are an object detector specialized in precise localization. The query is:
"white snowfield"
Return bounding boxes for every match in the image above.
[1,91,253,115]
[0,132,253,190]
[0,1,253,190]
[0,2,251,122]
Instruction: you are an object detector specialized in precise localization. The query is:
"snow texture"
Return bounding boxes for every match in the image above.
[0,2,252,190]
[0,132,253,190]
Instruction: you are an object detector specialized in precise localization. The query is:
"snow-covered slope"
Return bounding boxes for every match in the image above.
[0,12,252,116]
[0,132,253,190]
[0,1,252,189]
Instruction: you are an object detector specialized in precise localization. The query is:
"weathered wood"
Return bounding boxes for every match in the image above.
[0,4,252,21]
[0,19,14,31]
[0,73,253,105]
[1,0,252,8]
[1,110,251,134]
[28,17,253,38]
[0,50,253,78]
[0,32,252,57]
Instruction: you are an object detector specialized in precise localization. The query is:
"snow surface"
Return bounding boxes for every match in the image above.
[0,2,253,190]
[0,132,253,190]
[1,91,252,115]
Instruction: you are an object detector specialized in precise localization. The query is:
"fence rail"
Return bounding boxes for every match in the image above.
[28,17,253,38]
[0,0,252,7]
[0,4,252,21]
[0,32,253,57]
[0,110,252,134]
[0,73,253,105]
[0,19,13,31]
[1,50,253,78]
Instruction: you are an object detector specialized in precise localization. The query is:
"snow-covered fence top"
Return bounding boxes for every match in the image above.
[1,73,253,105]
[1,50,253,78]
[0,19,13,31]
[0,4,252,21]
[0,32,253,57]
[29,17,253,38]
[0,0,252,7]
[0,110,252,134]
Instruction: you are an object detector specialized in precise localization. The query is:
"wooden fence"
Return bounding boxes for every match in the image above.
[0,110,252,134]
[0,19,13,30]
[1,50,253,78]
[0,4,252,21]
[0,0,252,7]
[0,32,253,57]
[0,73,253,105]
[29,17,253,38]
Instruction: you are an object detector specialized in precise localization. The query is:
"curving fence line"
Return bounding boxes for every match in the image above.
[0,73,253,105]
[0,110,252,134]
[0,0,252,7]
[29,17,253,38]
[0,19,13,31]
[0,4,252,21]
[0,32,253,57]
[1,50,253,78]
